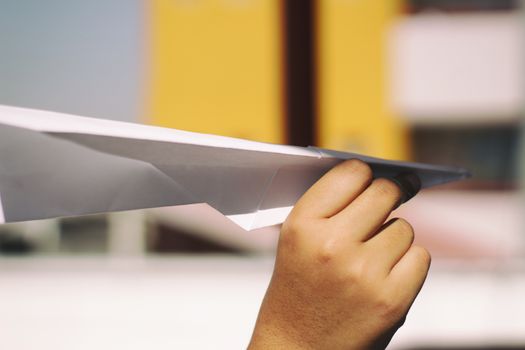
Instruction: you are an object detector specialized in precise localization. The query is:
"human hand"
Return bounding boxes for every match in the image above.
[249,159,430,349]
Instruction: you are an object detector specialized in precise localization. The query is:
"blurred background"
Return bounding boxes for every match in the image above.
[0,0,524,348]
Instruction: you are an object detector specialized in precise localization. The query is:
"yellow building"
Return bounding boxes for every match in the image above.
[148,0,407,159]
[148,0,283,144]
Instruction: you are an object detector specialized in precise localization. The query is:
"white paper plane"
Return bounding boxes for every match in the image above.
[0,105,469,230]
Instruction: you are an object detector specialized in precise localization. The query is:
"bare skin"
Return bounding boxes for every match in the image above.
[249,159,431,350]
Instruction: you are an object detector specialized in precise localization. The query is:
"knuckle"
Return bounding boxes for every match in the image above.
[340,159,373,183]
[344,259,368,284]
[281,215,303,236]
[373,178,402,199]
[315,240,338,264]
[393,218,415,242]
[280,217,303,246]
[280,217,320,252]
[412,245,432,267]
[394,218,413,232]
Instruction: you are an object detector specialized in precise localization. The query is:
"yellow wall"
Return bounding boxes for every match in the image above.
[148,0,283,143]
[316,0,408,160]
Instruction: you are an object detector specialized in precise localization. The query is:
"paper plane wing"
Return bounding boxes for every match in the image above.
[0,105,469,230]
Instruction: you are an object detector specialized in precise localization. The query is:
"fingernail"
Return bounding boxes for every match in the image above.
[391,172,421,207]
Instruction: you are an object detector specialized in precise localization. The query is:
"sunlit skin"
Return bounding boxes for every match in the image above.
[249,159,431,349]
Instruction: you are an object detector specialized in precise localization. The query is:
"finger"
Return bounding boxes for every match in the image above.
[387,245,431,308]
[363,218,415,275]
[291,159,373,219]
[332,177,404,241]
[332,173,420,242]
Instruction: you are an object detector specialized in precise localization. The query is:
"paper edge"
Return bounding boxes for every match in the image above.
[226,212,257,230]
[0,192,5,223]
[0,104,319,159]
[227,206,293,231]
[251,206,293,230]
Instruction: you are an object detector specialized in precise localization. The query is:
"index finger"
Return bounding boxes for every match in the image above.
[290,159,373,219]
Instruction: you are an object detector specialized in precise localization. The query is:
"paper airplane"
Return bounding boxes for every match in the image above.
[0,105,469,230]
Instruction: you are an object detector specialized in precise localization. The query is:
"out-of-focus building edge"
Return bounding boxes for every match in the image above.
[316,0,409,160]
[520,0,525,259]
